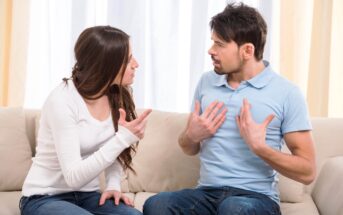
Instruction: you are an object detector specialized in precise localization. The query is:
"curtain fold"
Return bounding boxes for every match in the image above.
[307,0,333,117]
[327,0,343,117]
[280,0,313,95]
[280,0,343,117]
[0,0,30,107]
[0,0,12,106]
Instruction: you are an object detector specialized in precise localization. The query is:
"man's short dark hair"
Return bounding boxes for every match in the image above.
[210,3,267,60]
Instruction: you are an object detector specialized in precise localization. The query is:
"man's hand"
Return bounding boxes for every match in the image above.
[236,98,274,153]
[186,100,227,143]
[99,190,134,207]
[118,108,152,139]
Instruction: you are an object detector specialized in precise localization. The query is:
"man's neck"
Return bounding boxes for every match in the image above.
[228,60,265,88]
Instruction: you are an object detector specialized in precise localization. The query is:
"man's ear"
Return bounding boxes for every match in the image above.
[241,43,255,60]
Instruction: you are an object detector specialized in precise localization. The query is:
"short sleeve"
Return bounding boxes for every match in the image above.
[191,74,205,114]
[281,86,312,134]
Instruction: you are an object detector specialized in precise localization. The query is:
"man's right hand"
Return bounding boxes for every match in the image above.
[185,100,227,143]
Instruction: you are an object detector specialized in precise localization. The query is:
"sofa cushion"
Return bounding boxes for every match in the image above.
[312,156,343,215]
[278,174,304,203]
[134,192,156,212]
[128,110,200,193]
[280,194,319,215]
[0,107,32,191]
[0,191,22,215]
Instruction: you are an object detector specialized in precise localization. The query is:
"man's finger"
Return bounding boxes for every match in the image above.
[263,114,275,127]
[212,108,227,129]
[244,99,252,119]
[241,99,251,123]
[239,101,245,125]
[208,102,224,121]
[235,115,241,128]
[201,101,218,119]
[193,100,201,116]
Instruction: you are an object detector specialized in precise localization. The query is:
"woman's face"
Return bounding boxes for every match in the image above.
[113,45,139,86]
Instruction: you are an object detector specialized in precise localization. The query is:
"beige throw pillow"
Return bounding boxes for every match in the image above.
[0,107,32,191]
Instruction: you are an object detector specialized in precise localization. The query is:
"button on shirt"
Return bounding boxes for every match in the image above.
[193,61,311,203]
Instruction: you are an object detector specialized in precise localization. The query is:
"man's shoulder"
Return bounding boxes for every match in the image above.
[269,72,299,92]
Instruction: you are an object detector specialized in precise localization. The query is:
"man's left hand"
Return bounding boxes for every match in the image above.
[236,98,274,154]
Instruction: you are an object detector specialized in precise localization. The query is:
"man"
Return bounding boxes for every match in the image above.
[143,3,315,215]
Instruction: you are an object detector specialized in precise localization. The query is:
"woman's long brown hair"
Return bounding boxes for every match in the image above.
[65,26,137,172]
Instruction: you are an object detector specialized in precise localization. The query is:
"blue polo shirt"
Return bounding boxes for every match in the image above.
[193,61,311,203]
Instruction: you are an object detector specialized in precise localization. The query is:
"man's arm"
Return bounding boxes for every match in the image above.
[255,131,316,184]
[236,99,316,184]
[178,130,201,155]
[178,100,227,156]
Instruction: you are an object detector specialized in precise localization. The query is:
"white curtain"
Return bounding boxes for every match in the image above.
[24,0,278,112]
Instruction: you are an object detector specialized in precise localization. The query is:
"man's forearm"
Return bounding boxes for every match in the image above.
[178,130,201,156]
[255,145,316,185]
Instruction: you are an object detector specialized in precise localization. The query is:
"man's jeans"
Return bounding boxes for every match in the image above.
[143,186,281,215]
[19,191,142,215]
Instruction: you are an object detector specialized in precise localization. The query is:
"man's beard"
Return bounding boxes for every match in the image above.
[213,59,244,76]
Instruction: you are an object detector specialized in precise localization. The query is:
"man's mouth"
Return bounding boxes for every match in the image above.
[211,56,220,65]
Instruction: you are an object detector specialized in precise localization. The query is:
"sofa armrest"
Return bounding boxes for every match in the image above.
[312,156,343,215]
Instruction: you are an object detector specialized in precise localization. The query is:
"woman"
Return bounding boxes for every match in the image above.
[20,26,151,215]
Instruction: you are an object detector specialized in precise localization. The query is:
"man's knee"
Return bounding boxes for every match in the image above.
[143,192,173,215]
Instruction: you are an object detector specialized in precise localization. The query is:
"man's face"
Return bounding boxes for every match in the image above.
[208,32,243,75]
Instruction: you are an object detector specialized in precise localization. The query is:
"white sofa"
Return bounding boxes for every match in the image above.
[0,107,343,215]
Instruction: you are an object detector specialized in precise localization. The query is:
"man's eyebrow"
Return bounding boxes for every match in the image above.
[214,40,225,45]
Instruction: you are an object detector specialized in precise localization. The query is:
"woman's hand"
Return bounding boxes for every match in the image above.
[118,108,152,139]
[99,190,134,207]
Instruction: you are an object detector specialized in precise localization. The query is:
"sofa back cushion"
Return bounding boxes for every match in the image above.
[128,110,200,193]
[0,107,32,191]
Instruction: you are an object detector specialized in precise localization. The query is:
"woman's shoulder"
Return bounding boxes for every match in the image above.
[50,81,75,100]
[43,81,79,110]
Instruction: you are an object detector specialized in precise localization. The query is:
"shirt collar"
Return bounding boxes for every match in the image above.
[246,61,275,89]
[213,61,275,89]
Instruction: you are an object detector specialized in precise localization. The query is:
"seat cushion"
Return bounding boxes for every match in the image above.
[134,192,156,212]
[0,107,32,191]
[281,194,319,215]
[0,191,21,215]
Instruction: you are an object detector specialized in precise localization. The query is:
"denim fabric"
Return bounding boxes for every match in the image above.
[19,191,142,215]
[143,186,281,215]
